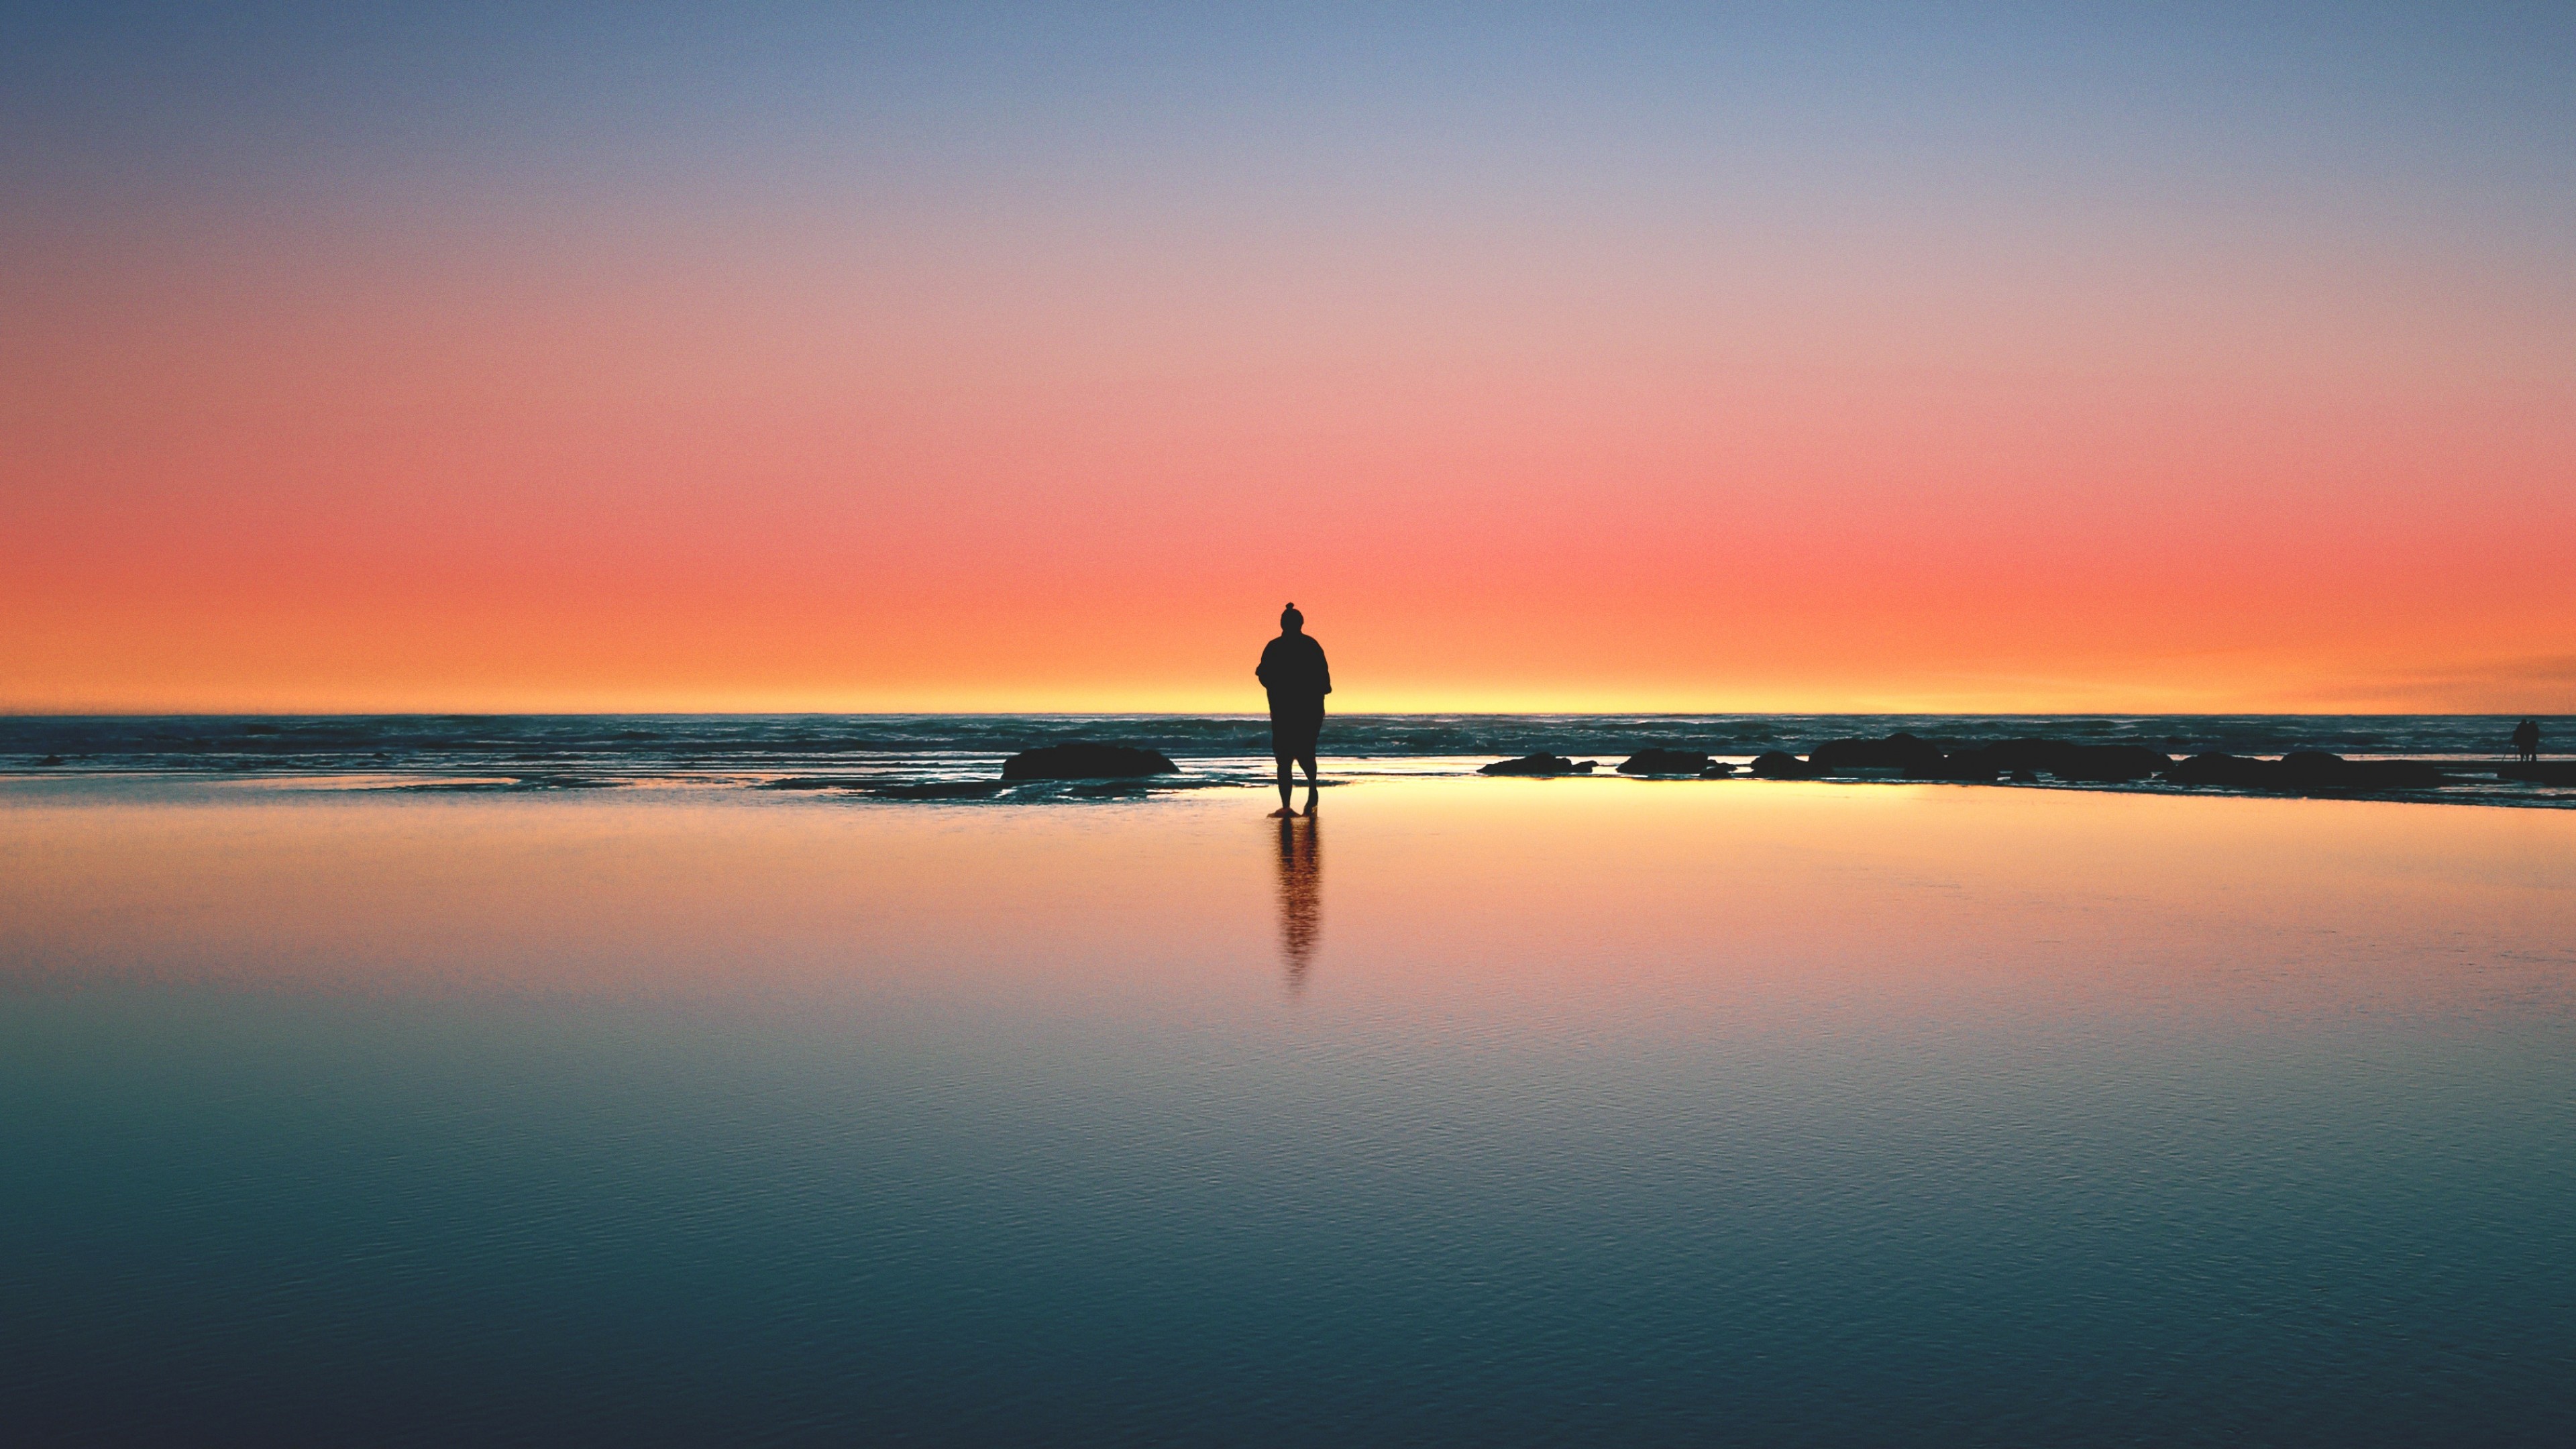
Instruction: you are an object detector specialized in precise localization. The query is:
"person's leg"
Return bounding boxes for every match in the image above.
[1297,749,1320,814]
[1275,756,1295,814]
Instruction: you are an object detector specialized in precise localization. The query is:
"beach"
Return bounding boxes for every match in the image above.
[5,771,2572,1443]
[13,4,2574,1440]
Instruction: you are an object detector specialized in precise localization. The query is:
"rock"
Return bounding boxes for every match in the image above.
[2163,753,2276,788]
[38,754,64,766]
[2272,750,2422,790]
[1701,761,1738,777]
[1809,733,1946,774]
[1803,732,2163,782]
[1479,754,1591,775]
[1839,738,2161,783]
[2366,761,2442,788]
[2045,744,2172,782]
[1748,751,1821,779]
[2277,750,2347,785]
[1909,747,2004,782]
[1972,739,2069,773]
[2500,763,2576,786]
[1934,738,2166,781]
[2008,769,2038,783]
[2164,751,2447,792]
[1000,743,1178,780]
[1617,748,1712,776]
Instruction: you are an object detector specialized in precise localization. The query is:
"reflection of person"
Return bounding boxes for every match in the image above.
[2512,718,2540,763]
[1256,603,1331,817]
[1275,813,1321,992]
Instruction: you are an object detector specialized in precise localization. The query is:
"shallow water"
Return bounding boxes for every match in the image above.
[3,777,2573,1444]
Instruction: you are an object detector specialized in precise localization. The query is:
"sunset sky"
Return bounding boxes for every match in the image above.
[5,3,2571,714]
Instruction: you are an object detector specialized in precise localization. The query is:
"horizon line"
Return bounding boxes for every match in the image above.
[3,708,2562,721]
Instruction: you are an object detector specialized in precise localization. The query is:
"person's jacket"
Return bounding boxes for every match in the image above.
[1257,635,1332,702]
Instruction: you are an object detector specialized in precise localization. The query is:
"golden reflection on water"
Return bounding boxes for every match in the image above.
[1275,813,1322,992]
[1,778,2571,1032]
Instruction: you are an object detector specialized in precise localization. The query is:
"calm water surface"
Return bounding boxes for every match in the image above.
[3,777,2572,1444]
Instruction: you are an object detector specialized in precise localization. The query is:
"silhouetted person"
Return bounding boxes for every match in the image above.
[1256,602,1330,816]
[2513,718,2540,763]
[1275,812,1321,993]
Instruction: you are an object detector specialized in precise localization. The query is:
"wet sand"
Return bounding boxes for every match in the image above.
[3,777,2573,1443]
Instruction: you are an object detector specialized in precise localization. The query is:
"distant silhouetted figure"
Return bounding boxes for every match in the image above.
[1257,603,1330,816]
[2513,718,2540,763]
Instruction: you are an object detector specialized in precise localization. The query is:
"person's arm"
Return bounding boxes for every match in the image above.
[1316,641,1332,696]
[1256,641,1275,687]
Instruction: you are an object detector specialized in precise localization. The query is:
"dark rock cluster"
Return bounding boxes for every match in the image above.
[1807,733,2168,782]
[1000,743,1179,780]
[1806,733,1945,773]
[1762,735,2457,794]
[2164,751,2449,791]
[1748,751,1820,779]
[1616,748,1711,776]
[1477,731,2489,798]
[1479,754,1595,776]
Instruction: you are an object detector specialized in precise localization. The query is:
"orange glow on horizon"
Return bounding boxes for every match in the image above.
[7,779,2571,1022]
